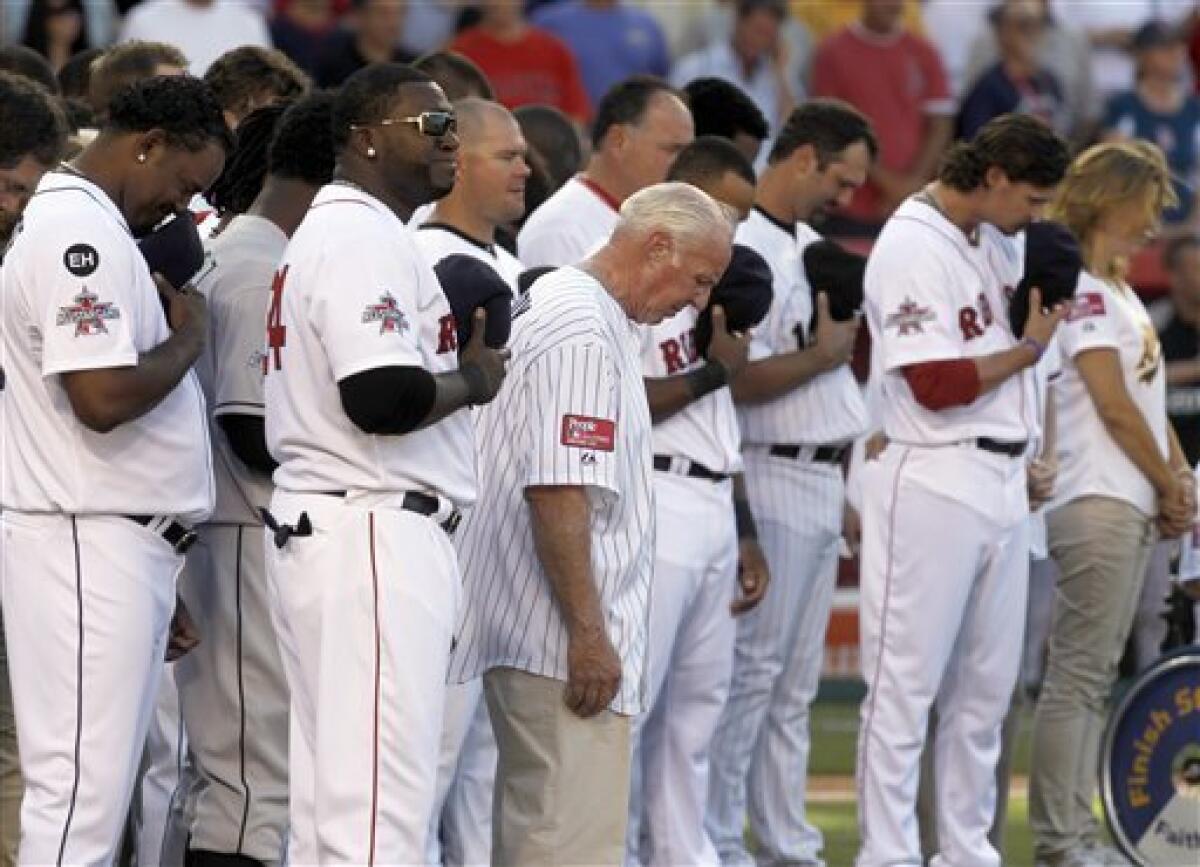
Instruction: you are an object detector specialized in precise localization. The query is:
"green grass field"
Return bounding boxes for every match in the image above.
[805,695,1041,866]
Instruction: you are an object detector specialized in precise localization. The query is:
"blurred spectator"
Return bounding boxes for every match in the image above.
[450,0,590,122]
[401,0,458,57]
[0,44,59,91]
[313,0,413,88]
[790,0,923,42]
[682,75,769,162]
[119,0,272,75]
[671,0,799,151]
[413,49,495,100]
[628,0,717,59]
[270,0,339,74]
[957,0,1067,141]
[2,0,117,52]
[87,40,187,118]
[1160,235,1200,464]
[56,44,102,99]
[965,0,1095,145]
[810,0,952,229]
[922,0,992,100]
[513,103,584,192]
[204,45,309,128]
[1049,0,1191,115]
[21,0,88,72]
[1102,21,1200,227]
[532,0,669,109]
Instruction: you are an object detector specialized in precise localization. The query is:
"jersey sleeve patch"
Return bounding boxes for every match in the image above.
[361,291,410,335]
[1067,292,1106,322]
[560,414,616,451]
[56,287,121,336]
[884,296,936,336]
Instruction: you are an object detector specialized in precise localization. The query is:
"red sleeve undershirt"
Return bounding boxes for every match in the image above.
[902,358,981,411]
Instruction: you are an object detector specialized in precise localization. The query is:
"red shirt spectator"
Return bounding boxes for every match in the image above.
[451,24,589,123]
[811,20,954,225]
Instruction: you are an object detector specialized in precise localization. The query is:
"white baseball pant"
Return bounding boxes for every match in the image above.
[1,512,179,865]
[706,452,843,866]
[132,663,191,867]
[264,490,460,865]
[425,679,495,866]
[177,523,289,864]
[855,445,1028,867]
[627,470,738,867]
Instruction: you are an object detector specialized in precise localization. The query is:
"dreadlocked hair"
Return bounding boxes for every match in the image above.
[207,101,289,217]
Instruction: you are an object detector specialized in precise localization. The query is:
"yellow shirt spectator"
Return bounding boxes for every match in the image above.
[790,0,923,40]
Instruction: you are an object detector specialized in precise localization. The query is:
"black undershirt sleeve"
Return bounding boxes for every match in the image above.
[218,414,278,474]
[338,365,437,435]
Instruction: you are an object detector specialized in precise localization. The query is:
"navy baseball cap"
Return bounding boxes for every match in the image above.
[433,254,513,351]
[695,243,773,356]
[803,239,866,326]
[138,211,205,289]
[1009,220,1082,337]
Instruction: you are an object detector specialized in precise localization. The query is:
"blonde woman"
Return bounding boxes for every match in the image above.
[1030,141,1196,867]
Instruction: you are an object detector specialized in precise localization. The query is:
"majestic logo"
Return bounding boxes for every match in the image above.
[56,287,119,336]
[362,292,409,335]
[885,297,935,336]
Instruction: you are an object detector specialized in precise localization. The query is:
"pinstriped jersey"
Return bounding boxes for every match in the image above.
[735,209,867,446]
[639,306,742,475]
[449,266,654,715]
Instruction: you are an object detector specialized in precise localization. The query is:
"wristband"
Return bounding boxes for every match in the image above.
[1021,336,1045,362]
[734,497,758,540]
[686,361,728,400]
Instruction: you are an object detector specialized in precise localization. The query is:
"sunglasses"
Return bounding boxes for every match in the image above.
[353,111,457,138]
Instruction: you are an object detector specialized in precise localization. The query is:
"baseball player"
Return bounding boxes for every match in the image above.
[518,76,692,267]
[177,92,336,867]
[856,114,1069,867]
[706,101,875,867]
[0,76,230,864]
[0,70,68,867]
[450,182,734,866]
[260,64,507,865]
[625,137,770,867]
[412,96,528,867]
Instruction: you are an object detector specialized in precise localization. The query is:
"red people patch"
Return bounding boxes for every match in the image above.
[561,414,616,451]
[1067,292,1106,322]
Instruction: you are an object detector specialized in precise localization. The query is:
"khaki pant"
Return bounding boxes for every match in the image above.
[0,615,21,867]
[484,667,631,866]
[1030,496,1156,860]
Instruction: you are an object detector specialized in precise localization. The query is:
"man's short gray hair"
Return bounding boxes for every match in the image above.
[616,181,736,247]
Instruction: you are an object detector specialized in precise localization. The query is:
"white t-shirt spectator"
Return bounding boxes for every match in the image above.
[1052,271,1169,517]
[119,0,271,75]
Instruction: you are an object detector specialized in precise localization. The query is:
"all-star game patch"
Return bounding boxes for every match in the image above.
[885,297,936,336]
[1101,649,1200,865]
[63,243,99,277]
[56,287,120,336]
[361,292,409,335]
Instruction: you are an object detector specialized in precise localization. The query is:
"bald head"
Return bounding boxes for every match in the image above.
[454,97,518,147]
[439,97,530,232]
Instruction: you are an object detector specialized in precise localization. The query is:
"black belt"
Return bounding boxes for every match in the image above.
[768,444,849,465]
[318,490,462,535]
[974,437,1027,458]
[652,455,730,483]
[124,515,198,554]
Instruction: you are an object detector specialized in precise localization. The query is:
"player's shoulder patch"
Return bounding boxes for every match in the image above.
[56,287,120,336]
[63,243,99,277]
[361,291,409,335]
[561,414,616,451]
[1067,292,1106,323]
[884,296,936,336]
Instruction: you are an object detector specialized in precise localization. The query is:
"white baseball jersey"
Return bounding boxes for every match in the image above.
[865,197,1035,447]
[640,305,742,474]
[1052,271,1168,517]
[194,214,286,525]
[413,220,524,290]
[264,183,476,507]
[450,267,655,715]
[516,177,620,268]
[736,210,867,446]
[0,170,213,522]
